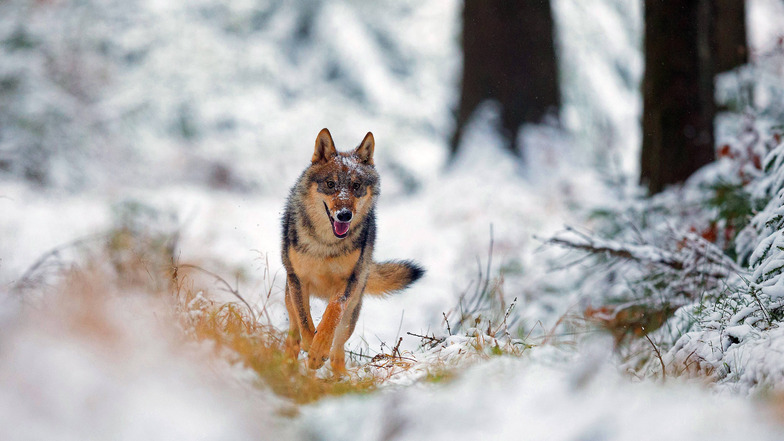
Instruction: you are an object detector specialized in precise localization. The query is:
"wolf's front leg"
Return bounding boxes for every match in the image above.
[308,299,344,370]
[285,275,315,357]
[308,274,367,370]
[329,295,363,376]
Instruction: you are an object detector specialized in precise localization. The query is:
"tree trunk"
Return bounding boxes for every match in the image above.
[450,0,560,156]
[714,0,747,73]
[714,0,750,110]
[640,0,747,195]
[641,0,715,194]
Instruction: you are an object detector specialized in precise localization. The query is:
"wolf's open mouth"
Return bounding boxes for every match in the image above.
[323,202,350,238]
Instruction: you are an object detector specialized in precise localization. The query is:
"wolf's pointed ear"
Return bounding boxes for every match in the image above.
[312,128,337,164]
[355,132,375,165]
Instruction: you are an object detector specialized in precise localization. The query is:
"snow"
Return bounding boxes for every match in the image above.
[3,0,784,439]
[301,344,784,441]
[0,286,290,441]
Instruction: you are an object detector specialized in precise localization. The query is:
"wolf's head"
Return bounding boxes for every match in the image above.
[301,128,380,240]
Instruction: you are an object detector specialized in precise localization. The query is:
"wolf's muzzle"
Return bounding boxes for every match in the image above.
[336,209,352,223]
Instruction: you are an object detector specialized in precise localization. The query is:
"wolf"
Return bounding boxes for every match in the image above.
[281,128,424,374]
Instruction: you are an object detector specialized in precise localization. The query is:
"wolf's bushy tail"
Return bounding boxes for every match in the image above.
[365,260,424,296]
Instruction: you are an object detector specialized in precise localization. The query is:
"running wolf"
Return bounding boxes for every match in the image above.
[281,128,424,374]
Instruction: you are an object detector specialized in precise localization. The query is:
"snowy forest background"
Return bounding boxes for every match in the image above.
[2,0,784,440]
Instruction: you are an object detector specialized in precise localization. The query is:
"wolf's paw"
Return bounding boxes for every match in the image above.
[330,354,347,377]
[308,353,327,370]
[284,337,301,359]
[301,330,314,352]
[307,333,330,370]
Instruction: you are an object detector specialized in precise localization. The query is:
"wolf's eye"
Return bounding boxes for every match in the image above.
[352,182,360,191]
[327,180,335,189]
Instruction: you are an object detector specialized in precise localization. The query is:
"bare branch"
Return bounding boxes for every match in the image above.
[178,263,256,323]
[13,234,102,294]
[546,228,740,281]
[442,312,452,335]
[406,331,445,347]
[645,334,667,383]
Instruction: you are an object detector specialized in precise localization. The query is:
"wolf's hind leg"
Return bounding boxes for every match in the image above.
[284,282,301,358]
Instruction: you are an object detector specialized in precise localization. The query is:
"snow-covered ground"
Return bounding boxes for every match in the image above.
[302,344,784,441]
[2,0,784,439]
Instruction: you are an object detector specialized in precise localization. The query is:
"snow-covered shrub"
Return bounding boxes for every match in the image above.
[544,124,784,387]
[544,41,784,385]
[0,1,118,187]
[0,0,458,192]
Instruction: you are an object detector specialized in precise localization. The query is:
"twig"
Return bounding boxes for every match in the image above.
[748,286,771,325]
[13,234,102,294]
[395,310,405,345]
[178,263,256,323]
[443,312,452,335]
[493,296,518,336]
[453,225,498,332]
[481,224,494,300]
[682,349,700,371]
[525,320,545,341]
[251,251,277,325]
[645,334,667,383]
[346,349,375,360]
[406,331,444,346]
[392,337,403,359]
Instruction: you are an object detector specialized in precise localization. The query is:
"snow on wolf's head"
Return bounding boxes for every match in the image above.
[298,128,379,240]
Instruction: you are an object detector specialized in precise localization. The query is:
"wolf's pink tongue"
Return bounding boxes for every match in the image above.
[334,221,350,236]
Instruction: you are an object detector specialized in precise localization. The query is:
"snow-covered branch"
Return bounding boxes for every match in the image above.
[546,226,742,281]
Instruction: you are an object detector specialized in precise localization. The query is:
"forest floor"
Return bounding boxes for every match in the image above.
[3,125,784,440]
[3,1,784,439]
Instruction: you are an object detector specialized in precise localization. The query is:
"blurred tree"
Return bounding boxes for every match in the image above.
[640,0,747,195]
[450,0,560,157]
[714,0,748,74]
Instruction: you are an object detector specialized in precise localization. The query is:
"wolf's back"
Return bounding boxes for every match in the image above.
[365,260,424,296]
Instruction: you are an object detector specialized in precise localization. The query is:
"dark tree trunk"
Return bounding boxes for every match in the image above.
[714,0,750,110]
[640,0,747,195]
[450,0,560,156]
[714,0,748,73]
[641,0,715,194]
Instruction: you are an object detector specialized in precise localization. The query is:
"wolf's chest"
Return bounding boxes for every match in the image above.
[289,248,360,299]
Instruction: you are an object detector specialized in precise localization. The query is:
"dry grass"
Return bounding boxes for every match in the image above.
[11,209,537,407]
[14,237,543,407]
[12,205,389,406]
[172,265,383,405]
[171,256,536,402]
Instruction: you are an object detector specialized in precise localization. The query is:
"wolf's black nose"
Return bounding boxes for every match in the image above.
[336,209,352,222]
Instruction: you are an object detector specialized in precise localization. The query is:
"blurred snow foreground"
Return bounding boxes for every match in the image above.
[3,0,784,440]
[0,270,291,441]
